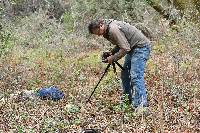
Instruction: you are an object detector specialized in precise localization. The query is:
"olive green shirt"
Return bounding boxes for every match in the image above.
[103,19,150,61]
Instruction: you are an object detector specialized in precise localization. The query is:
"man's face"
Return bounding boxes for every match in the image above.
[92,23,105,36]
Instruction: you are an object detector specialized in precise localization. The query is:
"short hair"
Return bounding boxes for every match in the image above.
[88,19,104,34]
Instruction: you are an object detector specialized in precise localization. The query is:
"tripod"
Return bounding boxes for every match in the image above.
[86,62,124,103]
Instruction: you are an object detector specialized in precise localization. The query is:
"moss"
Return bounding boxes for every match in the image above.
[79,51,100,66]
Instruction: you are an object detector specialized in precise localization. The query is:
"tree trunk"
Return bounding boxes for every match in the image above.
[145,0,178,25]
[146,0,200,25]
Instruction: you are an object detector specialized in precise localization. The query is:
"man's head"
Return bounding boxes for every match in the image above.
[88,19,105,36]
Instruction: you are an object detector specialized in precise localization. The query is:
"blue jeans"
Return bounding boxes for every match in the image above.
[121,45,150,107]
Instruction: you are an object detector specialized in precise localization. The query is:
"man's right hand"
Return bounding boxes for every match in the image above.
[102,51,112,63]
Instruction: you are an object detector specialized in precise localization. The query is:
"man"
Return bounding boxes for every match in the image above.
[88,19,150,109]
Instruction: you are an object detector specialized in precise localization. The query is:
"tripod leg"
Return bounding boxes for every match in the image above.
[86,64,111,103]
[115,61,125,70]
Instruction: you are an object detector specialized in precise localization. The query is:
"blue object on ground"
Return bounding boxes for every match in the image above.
[37,86,64,101]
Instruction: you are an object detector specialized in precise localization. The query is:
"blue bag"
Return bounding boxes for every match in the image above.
[37,86,64,101]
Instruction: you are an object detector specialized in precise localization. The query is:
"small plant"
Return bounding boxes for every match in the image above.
[0,31,13,57]
[65,104,80,114]
[63,11,74,33]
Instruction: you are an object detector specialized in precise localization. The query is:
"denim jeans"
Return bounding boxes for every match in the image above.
[121,44,150,107]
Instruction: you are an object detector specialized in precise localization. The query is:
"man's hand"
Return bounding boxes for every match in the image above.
[102,55,114,64]
[102,51,112,62]
[107,55,115,64]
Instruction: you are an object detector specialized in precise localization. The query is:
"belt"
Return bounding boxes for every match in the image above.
[128,43,150,54]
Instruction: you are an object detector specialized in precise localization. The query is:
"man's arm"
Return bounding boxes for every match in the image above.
[109,23,131,62]
[110,46,120,55]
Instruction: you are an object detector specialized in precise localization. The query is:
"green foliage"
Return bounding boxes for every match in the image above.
[0,31,14,57]
[63,11,74,33]
[113,94,131,112]
[17,125,25,133]
[65,104,80,114]
[145,0,154,5]
[100,70,120,90]
[71,118,81,125]
[79,52,99,66]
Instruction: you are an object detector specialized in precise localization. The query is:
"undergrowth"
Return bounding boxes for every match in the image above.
[0,10,199,132]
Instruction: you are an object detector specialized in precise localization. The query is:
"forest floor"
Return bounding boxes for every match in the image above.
[0,16,200,132]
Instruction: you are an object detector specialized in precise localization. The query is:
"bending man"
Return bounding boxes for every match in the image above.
[88,19,150,108]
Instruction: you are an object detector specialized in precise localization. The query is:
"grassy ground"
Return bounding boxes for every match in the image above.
[0,14,199,132]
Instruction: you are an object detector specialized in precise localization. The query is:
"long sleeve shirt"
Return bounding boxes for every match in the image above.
[103,19,150,61]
